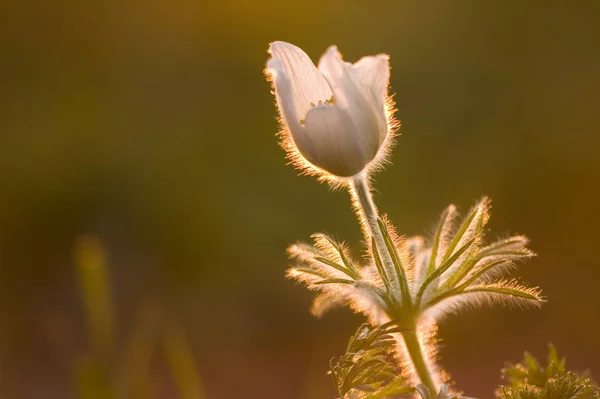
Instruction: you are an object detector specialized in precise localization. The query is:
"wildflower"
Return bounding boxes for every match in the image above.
[266,42,396,180]
[267,42,543,397]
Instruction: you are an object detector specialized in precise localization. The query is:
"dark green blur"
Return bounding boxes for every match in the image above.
[1,1,599,398]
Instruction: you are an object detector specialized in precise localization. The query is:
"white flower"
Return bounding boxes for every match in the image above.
[266,42,396,180]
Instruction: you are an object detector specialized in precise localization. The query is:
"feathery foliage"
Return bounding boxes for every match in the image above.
[287,195,543,396]
[329,322,413,398]
[287,197,543,327]
[328,321,477,399]
[496,346,600,399]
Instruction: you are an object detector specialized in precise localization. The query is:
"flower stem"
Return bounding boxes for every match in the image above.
[402,328,438,395]
[349,174,438,395]
[350,174,398,292]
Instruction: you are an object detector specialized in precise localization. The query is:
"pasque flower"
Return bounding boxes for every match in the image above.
[266,42,397,180]
[266,42,544,398]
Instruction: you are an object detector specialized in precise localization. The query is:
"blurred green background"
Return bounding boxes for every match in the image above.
[1,1,599,398]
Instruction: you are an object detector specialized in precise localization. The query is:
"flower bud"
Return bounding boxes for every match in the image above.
[266,42,396,180]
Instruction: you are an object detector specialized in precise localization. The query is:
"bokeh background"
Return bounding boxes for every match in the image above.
[1,1,599,398]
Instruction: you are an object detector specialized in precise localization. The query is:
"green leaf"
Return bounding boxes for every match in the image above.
[440,206,479,264]
[313,278,356,286]
[319,234,360,276]
[462,285,541,301]
[377,217,412,307]
[425,279,542,311]
[289,267,327,278]
[497,345,599,398]
[480,236,529,254]
[438,202,490,289]
[371,237,393,294]
[416,238,476,306]
[427,205,455,277]
[341,359,383,395]
[330,323,410,398]
[367,378,413,398]
[314,256,359,279]
[480,249,534,259]
[452,259,507,290]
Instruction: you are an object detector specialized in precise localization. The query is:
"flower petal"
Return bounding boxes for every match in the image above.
[267,42,332,120]
[266,58,304,135]
[353,54,390,107]
[317,45,359,110]
[298,105,376,177]
[318,46,387,146]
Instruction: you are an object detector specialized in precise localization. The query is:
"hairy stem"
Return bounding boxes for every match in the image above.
[402,328,438,395]
[349,173,438,395]
[350,174,398,292]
